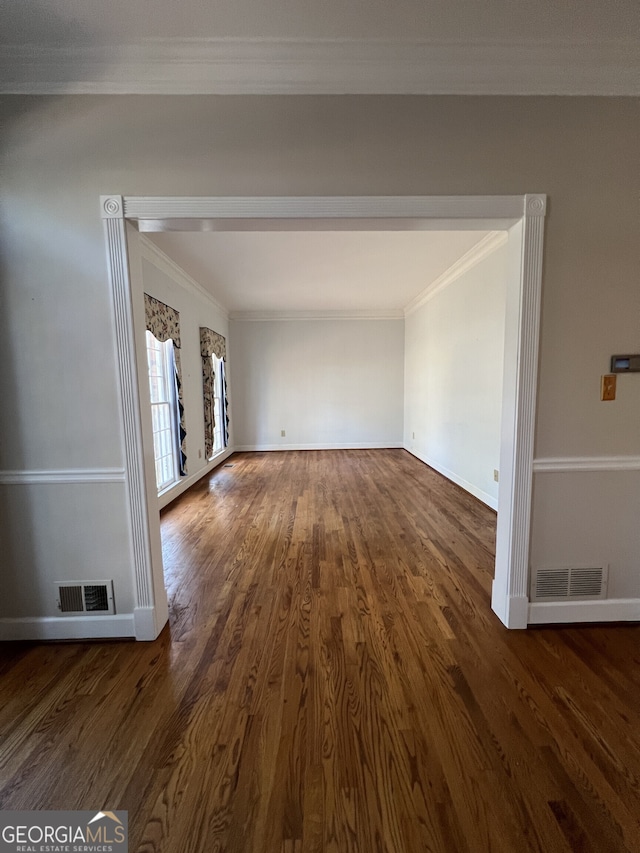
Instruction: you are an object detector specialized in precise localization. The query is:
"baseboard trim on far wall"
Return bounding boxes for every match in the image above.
[0,614,136,641]
[405,447,498,510]
[235,443,404,452]
[528,598,640,624]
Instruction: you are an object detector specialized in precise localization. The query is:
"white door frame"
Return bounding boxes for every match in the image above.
[101,194,546,639]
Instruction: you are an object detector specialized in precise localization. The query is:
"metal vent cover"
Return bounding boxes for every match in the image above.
[531,566,608,602]
[56,581,115,615]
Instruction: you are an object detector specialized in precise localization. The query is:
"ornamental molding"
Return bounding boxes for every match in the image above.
[124,195,525,221]
[101,196,124,219]
[3,39,639,95]
[524,195,547,217]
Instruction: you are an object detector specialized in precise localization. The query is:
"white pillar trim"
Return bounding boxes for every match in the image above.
[492,193,546,627]
[101,195,156,639]
[512,196,546,603]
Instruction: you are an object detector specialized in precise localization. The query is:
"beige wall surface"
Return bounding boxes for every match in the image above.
[1,95,639,626]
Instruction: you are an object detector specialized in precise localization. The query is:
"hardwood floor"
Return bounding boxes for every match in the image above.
[1,449,639,852]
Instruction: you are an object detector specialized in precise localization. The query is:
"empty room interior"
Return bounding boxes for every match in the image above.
[1,1,640,851]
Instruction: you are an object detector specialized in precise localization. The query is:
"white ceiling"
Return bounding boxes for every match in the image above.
[145,229,492,315]
[1,0,638,93]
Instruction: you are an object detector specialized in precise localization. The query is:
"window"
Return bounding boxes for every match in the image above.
[200,326,227,459]
[146,330,180,493]
[210,354,225,458]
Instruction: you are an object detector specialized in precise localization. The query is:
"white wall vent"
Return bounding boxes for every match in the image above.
[55,581,115,615]
[530,566,608,602]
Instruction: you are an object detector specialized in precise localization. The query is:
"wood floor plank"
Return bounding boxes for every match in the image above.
[1,449,639,852]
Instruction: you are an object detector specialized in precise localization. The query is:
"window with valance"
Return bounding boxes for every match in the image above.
[200,327,229,459]
[144,294,187,480]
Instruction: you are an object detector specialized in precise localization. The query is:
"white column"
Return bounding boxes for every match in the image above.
[101,195,164,640]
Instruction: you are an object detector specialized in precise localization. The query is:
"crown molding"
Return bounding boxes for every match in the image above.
[230,309,404,321]
[404,231,508,316]
[139,236,229,320]
[2,38,638,95]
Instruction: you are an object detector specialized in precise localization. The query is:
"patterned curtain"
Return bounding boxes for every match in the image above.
[200,327,227,458]
[144,294,187,476]
[219,357,229,448]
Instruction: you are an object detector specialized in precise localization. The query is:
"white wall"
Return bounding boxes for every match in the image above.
[139,243,232,509]
[1,95,638,637]
[404,240,508,508]
[230,318,404,449]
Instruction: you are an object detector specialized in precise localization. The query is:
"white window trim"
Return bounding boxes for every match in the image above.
[146,332,181,494]
[209,353,225,460]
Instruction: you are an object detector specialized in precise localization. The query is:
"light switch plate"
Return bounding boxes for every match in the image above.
[601,374,616,401]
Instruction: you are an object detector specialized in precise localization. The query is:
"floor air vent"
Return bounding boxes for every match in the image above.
[531,566,608,602]
[56,581,115,615]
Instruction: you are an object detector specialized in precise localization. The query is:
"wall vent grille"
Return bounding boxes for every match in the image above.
[56,581,115,615]
[531,566,608,602]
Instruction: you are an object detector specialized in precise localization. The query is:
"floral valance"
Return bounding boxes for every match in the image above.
[200,327,226,360]
[144,294,181,348]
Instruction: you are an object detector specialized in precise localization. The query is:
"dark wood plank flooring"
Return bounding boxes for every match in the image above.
[1,449,639,852]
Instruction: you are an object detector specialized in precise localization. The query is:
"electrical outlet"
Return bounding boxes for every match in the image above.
[601,374,616,401]
[198,449,202,458]
[412,431,415,439]
[281,429,286,437]
[493,469,499,482]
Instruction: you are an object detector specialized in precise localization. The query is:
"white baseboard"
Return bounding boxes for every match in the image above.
[235,442,404,452]
[491,589,529,629]
[0,614,136,641]
[404,447,498,510]
[158,446,235,509]
[134,606,167,641]
[528,598,640,624]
